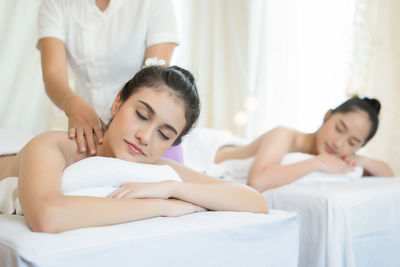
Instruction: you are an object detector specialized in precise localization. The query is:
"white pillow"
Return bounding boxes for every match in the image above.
[0,157,182,215]
[281,153,364,184]
[61,156,182,194]
[211,152,363,185]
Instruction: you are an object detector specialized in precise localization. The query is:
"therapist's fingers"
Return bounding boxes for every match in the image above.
[100,120,108,132]
[75,128,87,153]
[93,122,104,144]
[84,128,97,155]
[68,127,76,139]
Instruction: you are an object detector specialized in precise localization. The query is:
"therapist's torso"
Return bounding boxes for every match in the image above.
[38,0,178,122]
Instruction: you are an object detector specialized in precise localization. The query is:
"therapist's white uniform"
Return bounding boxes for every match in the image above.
[38,0,179,122]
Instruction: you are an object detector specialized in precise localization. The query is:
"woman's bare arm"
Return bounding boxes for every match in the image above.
[152,158,269,214]
[350,155,394,177]
[18,133,202,233]
[246,127,353,192]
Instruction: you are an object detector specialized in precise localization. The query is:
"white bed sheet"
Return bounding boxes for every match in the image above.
[181,127,400,267]
[0,210,298,267]
[263,178,400,267]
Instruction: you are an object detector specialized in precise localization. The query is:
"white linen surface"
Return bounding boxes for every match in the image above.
[263,178,400,267]
[0,210,299,267]
[0,128,33,156]
[0,156,182,215]
[182,127,400,267]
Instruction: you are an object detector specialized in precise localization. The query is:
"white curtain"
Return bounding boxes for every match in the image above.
[172,0,251,136]
[247,0,356,137]
[348,0,400,176]
[173,0,356,139]
[0,0,54,135]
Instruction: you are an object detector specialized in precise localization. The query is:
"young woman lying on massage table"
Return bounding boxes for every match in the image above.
[215,96,394,192]
[0,66,268,233]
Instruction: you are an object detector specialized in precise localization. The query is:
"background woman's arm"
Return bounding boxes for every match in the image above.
[350,155,394,177]
[246,127,353,192]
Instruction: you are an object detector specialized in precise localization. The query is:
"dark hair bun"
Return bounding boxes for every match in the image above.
[363,97,381,115]
[170,66,195,85]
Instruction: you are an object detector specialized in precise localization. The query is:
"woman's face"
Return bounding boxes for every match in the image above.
[315,110,372,158]
[101,86,186,163]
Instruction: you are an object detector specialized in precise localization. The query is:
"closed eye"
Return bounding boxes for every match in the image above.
[136,111,148,121]
[335,126,343,133]
[158,130,170,140]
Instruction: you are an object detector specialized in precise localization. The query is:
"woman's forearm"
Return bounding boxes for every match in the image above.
[26,195,167,233]
[357,157,394,177]
[247,159,319,192]
[170,181,269,214]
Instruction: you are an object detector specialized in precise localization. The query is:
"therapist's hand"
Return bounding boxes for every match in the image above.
[64,95,105,155]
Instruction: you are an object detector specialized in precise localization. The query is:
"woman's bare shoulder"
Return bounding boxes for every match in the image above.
[21,131,85,166]
[268,126,300,141]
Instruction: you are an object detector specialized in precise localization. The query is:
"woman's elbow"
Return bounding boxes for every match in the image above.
[255,199,269,214]
[25,200,66,233]
[243,186,269,214]
[247,176,273,193]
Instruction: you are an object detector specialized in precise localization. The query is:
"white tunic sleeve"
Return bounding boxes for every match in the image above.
[37,0,67,44]
[146,0,179,47]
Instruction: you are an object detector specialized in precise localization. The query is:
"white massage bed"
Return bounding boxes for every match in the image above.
[181,127,400,267]
[263,178,400,267]
[0,128,299,267]
[0,210,298,267]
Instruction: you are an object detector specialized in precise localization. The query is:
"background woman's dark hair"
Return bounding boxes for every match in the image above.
[119,65,200,145]
[331,96,381,144]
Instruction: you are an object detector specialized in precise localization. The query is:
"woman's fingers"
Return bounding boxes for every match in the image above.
[108,187,131,199]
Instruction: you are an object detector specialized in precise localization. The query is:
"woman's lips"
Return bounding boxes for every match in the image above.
[124,139,146,156]
[325,143,336,154]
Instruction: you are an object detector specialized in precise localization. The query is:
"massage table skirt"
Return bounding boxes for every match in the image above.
[263,178,400,267]
[0,210,298,267]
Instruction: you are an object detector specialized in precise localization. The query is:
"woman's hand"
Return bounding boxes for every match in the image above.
[344,155,394,177]
[162,199,206,217]
[64,95,105,155]
[315,154,354,174]
[108,181,177,199]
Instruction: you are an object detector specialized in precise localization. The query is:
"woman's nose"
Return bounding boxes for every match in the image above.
[332,136,345,148]
[135,126,152,145]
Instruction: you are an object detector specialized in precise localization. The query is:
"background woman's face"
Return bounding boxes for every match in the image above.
[315,110,372,157]
[104,86,186,163]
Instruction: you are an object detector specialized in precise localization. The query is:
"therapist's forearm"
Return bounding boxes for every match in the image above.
[40,37,76,112]
[43,72,77,112]
[144,43,176,66]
